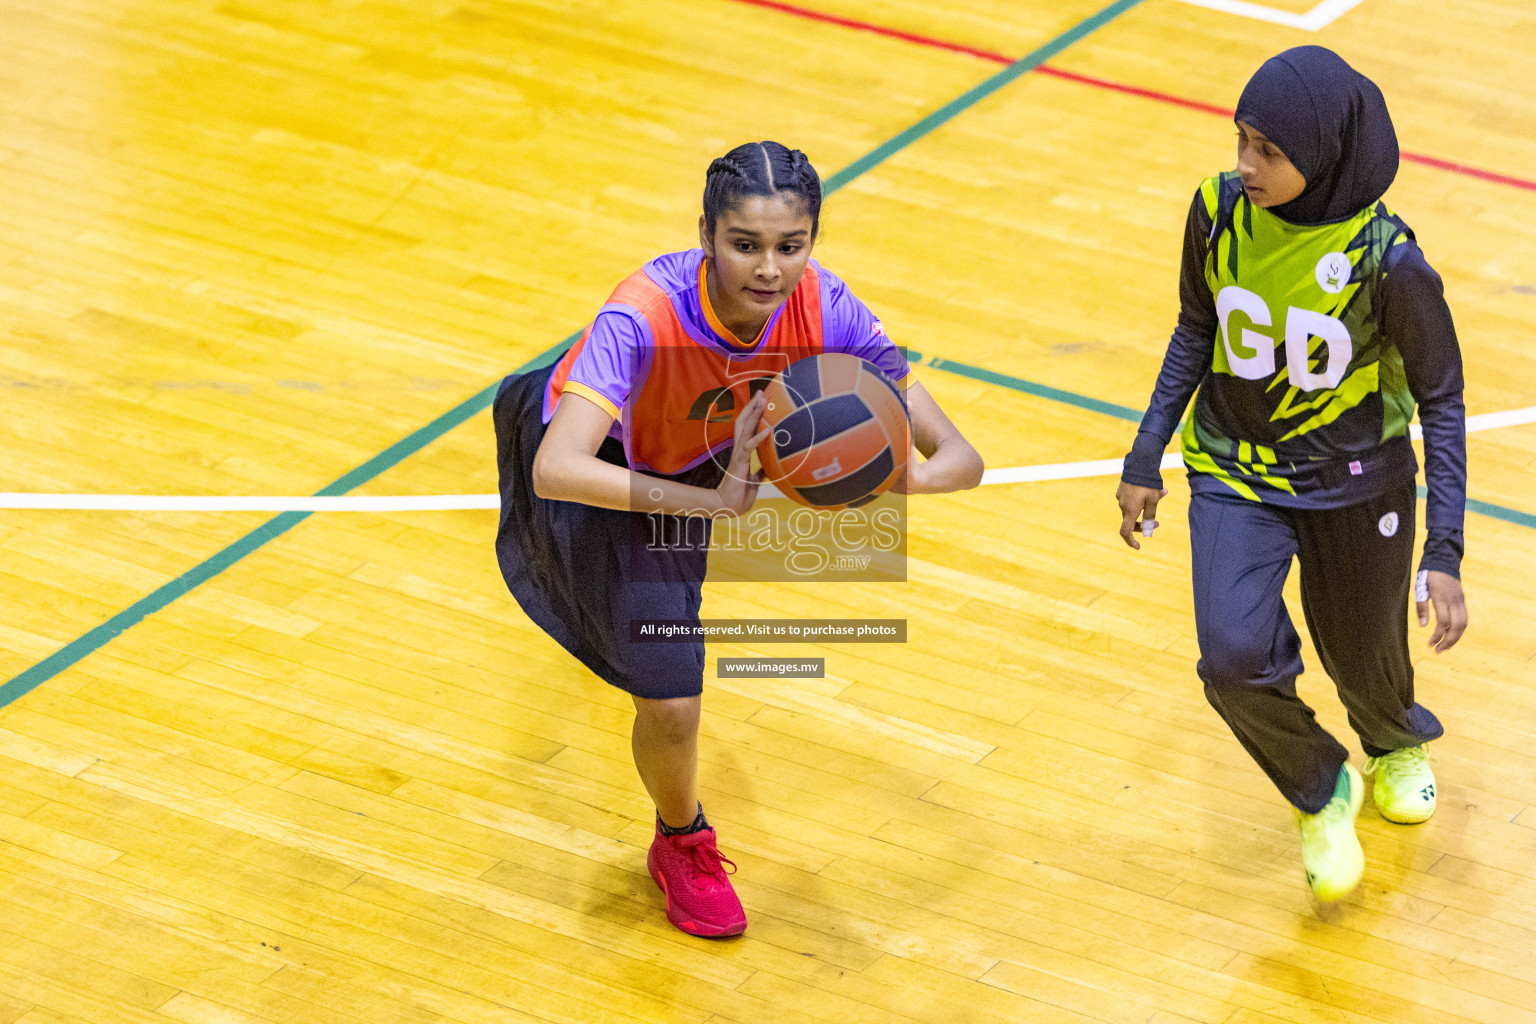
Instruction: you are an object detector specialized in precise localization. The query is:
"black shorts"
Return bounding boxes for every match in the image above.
[492,365,714,700]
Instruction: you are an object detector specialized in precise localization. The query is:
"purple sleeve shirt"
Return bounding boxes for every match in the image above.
[561,309,648,417]
[554,253,914,433]
[820,266,913,388]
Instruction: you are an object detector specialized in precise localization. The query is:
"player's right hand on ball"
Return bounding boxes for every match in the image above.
[716,391,770,516]
[1116,481,1167,550]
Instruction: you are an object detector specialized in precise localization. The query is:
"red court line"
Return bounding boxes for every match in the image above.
[730,0,1016,63]
[733,0,1536,194]
[1033,65,1236,118]
[1395,153,1536,192]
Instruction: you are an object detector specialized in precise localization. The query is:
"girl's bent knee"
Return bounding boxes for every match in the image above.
[633,695,701,745]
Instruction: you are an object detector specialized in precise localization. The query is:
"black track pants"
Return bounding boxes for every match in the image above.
[1189,481,1443,813]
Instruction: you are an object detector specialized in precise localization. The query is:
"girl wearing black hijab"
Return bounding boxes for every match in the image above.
[1114,47,1468,903]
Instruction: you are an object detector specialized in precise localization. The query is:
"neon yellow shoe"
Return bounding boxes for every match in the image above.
[1293,763,1364,902]
[1364,746,1436,824]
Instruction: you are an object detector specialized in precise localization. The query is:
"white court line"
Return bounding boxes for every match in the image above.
[0,493,504,512]
[982,452,1183,486]
[1172,0,1365,31]
[1,406,1530,511]
[981,406,1536,485]
[1463,406,1536,433]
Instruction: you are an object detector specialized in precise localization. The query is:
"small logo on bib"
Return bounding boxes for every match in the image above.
[1315,252,1352,294]
[1378,512,1399,537]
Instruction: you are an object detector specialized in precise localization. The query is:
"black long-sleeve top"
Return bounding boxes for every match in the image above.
[1123,191,1467,577]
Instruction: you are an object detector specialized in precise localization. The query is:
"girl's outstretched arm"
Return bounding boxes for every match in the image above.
[895,381,984,494]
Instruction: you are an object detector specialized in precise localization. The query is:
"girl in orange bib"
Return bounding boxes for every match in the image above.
[494,141,983,936]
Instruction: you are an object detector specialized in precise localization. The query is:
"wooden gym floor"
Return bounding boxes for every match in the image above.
[1,1,1534,1022]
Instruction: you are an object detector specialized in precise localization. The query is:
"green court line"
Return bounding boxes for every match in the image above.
[907,350,1143,421]
[0,0,1148,708]
[0,341,572,711]
[1460,493,1536,530]
[822,0,1146,192]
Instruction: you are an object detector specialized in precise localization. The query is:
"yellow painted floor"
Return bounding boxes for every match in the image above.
[1,1,1534,1022]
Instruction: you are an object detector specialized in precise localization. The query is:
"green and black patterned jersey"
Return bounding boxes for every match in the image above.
[1124,173,1467,575]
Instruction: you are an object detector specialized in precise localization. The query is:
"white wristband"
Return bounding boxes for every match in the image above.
[1415,569,1429,603]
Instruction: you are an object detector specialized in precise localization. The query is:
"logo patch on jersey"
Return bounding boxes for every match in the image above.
[1315,251,1352,294]
[871,320,885,338]
[1378,511,1399,537]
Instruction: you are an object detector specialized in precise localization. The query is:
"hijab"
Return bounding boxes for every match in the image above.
[1234,46,1399,225]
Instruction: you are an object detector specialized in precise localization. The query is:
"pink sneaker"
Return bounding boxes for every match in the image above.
[646,825,746,937]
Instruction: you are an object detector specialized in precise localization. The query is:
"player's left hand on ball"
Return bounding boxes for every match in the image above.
[717,391,769,515]
[1417,569,1468,653]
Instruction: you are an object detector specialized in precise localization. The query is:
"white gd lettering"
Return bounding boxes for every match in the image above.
[1284,307,1353,390]
[1216,286,1274,380]
[1216,286,1352,391]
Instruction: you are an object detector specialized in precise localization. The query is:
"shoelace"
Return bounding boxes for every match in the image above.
[1363,747,1429,784]
[678,834,737,887]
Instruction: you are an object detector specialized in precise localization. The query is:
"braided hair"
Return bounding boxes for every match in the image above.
[702,141,822,239]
